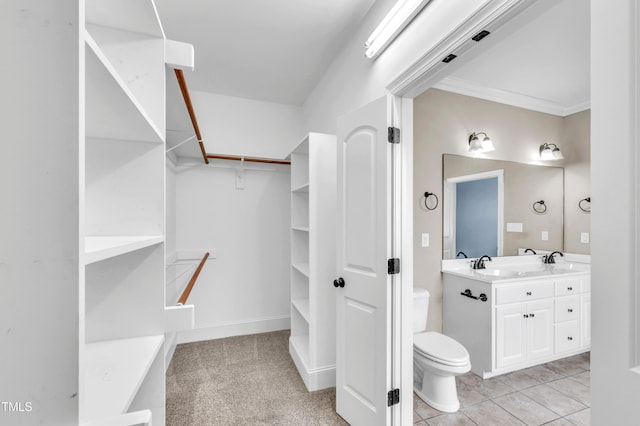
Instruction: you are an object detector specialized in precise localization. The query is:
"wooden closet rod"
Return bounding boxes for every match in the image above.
[177,252,209,305]
[174,69,291,166]
[206,154,290,165]
[174,69,209,164]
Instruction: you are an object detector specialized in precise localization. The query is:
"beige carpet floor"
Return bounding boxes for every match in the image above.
[166,330,348,425]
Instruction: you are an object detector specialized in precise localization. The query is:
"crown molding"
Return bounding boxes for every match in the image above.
[434,76,590,117]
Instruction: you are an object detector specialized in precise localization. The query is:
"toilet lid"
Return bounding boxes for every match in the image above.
[414,332,470,367]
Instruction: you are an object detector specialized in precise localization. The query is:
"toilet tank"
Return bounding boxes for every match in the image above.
[413,288,430,333]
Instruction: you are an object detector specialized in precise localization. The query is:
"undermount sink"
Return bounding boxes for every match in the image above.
[547,263,588,273]
[474,269,521,278]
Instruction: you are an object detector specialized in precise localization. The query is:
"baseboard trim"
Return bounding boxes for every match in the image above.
[177,315,290,344]
[289,339,336,391]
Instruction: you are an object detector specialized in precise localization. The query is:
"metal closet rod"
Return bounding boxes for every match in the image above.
[177,252,210,305]
[173,69,291,166]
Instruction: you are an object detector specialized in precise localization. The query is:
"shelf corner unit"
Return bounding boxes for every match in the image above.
[288,132,337,392]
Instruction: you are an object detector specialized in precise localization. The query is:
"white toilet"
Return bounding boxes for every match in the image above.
[413,288,471,413]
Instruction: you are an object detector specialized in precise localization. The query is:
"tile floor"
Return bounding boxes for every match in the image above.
[414,352,591,425]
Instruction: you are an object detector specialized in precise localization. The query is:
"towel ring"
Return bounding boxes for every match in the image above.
[424,192,438,211]
[533,200,547,214]
[579,197,591,213]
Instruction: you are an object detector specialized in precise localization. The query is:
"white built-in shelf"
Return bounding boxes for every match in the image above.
[292,298,311,323]
[290,335,310,364]
[292,226,310,232]
[84,235,163,265]
[82,334,164,422]
[85,32,164,143]
[85,0,165,38]
[292,183,310,193]
[292,262,310,278]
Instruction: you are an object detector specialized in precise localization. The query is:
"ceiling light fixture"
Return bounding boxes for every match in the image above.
[468,132,495,154]
[364,0,433,59]
[539,143,564,161]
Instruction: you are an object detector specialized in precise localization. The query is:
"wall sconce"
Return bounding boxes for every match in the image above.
[468,132,495,154]
[539,143,564,161]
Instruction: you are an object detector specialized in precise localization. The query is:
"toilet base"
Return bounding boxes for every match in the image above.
[414,363,463,413]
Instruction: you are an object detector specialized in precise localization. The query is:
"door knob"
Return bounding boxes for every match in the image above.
[333,277,345,288]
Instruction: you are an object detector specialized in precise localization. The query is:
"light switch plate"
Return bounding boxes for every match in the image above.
[581,232,590,243]
[541,231,549,241]
[421,233,429,247]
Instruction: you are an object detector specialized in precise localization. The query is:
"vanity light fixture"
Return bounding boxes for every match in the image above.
[364,0,433,59]
[539,143,564,161]
[468,132,495,154]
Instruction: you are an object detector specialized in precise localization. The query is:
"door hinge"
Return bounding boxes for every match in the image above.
[388,126,400,144]
[387,258,400,275]
[387,388,400,406]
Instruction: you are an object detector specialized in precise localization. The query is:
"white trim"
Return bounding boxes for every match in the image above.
[289,339,336,391]
[397,96,414,425]
[434,76,590,117]
[177,315,290,343]
[388,0,533,98]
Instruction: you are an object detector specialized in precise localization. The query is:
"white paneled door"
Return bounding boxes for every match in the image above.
[335,96,393,425]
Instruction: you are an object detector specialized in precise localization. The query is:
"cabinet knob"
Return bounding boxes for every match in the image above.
[568,308,573,313]
[567,336,573,341]
[567,286,573,291]
[530,313,535,318]
[524,314,529,318]
[333,277,345,288]
[526,291,532,296]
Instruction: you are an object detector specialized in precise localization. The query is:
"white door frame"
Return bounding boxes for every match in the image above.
[383,1,554,422]
[444,169,505,257]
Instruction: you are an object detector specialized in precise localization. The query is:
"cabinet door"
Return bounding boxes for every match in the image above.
[527,300,554,361]
[496,304,527,369]
[581,294,591,347]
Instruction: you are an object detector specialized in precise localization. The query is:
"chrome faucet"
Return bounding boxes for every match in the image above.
[472,255,492,269]
[456,251,468,259]
[543,251,564,264]
[524,248,537,255]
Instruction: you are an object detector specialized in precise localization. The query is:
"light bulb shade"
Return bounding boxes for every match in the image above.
[539,143,563,161]
[540,148,555,161]
[552,147,564,160]
[365,0,433,59]
[480,136,495,152]
[468,135,483,153]
[468,132,494,154]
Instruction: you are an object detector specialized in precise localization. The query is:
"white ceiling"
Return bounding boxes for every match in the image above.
[161,0,590,159]
[435,0,590,116]
[155,0,375,106]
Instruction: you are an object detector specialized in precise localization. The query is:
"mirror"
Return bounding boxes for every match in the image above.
[443,154,564,259]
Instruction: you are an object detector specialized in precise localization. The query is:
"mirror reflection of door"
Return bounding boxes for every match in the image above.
[443,170,504,259]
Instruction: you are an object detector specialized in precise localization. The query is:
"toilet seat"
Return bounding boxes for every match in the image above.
[413,332,470,367]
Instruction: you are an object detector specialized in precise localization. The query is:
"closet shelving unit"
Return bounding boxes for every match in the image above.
[288,133,337,391]
[81,1,168,423]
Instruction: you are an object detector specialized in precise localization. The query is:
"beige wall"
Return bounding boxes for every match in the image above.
[414,89,590,332]
[562,110,591,254]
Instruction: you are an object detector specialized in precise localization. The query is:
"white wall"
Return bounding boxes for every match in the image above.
[301,0,488,133]
[192,90,304,159]
[175,163,291,341]
[591,0,640,422]
[1,1,79,423]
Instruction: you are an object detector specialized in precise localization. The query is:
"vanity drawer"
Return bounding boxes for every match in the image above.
[555,321,580,353]
[555,296,580,323]
[555,279,581,297]
[496,281,554,305]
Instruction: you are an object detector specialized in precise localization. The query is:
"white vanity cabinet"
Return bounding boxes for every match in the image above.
[443,269,591,378]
